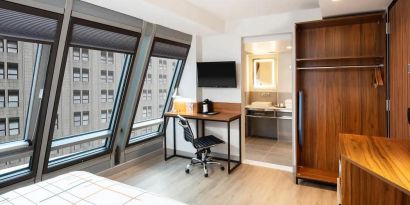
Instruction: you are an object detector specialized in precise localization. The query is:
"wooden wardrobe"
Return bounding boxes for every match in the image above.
[389,0,410,140]
[295,13,387,184]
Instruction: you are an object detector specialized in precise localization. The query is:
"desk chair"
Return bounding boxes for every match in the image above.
[176,115,225,177]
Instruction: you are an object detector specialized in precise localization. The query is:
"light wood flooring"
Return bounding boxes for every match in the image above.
[108,153,336,205]
[246,136,293,166]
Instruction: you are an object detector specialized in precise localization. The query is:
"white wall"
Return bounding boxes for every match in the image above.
[278,52,292,93]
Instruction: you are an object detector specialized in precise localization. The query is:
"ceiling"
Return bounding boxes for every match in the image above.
[186,0,319,21]
[319,0,391,17]
[244,40,293,55]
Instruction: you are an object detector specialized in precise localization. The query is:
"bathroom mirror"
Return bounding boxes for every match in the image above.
[253,59,275,89]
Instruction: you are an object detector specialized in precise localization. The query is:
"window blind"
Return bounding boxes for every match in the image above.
[0,8,58,42]
[70,24,138,54]
[151,40,189,60]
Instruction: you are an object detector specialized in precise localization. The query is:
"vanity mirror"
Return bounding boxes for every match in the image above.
[253,59,276,89]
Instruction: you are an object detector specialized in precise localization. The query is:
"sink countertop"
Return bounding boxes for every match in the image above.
[245,105,292,113]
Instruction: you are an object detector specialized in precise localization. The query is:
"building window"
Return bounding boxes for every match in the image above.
[82,49,89,61]
[7,40,18,53]
[0,62,4,79]
[82,111,89,126]
[142,106,147,118]
[73,90,81,104]
[73,48,80,61]
[159,104,164,112]
[107,90,114,103]
[101,90,107,103]
[82,69,89,82]
[100,51,107,63]
[9,118,19,136]
[74,112,81,127]
[55,114,59,130]
[100,110,107,123]
[107,52,114,64]
[147,106,152,117]
[108,109,112,120]
[7,63,18,80]
[147,90,152,100]
[107,71,114,83]
[8,90,19,108]
[73,67,81,82]
[0,119,5,137]
[0,90,4,108]
[147,73,152,84]
[142,90,147,100]
[100,70,107,82]
[82,90,89,104]
[0,39,3,52]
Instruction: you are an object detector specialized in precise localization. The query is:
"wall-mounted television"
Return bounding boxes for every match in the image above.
[197,61,237,88]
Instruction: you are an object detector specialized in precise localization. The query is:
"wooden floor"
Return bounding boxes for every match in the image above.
[108,153,337,205]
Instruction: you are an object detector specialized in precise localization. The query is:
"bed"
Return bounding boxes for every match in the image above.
[0,171,185,205]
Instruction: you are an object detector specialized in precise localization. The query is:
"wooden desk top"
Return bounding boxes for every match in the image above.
[340,134,410,195]
[164,111,241,122]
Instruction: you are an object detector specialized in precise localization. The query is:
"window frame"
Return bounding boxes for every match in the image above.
[7,90,19,108]
[6,40,18,53]
[127,38,190,145]
[7,63,18,80]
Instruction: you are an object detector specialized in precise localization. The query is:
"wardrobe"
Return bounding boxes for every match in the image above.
[295,13,387,184]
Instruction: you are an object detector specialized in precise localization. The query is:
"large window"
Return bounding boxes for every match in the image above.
[8,90,19,108]
[47,18,138,168]
[129,39,189,143]
[7,63,18,80]
[0,62,4,79]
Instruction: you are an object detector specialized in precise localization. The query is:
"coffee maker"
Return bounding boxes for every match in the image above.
[201,99,213,114]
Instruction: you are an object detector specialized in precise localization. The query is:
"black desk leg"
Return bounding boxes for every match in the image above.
[227,121,231,174]
[173,117,176,156]
[164,116,167,160]
[196,119,199,138]
[239,117,242,164]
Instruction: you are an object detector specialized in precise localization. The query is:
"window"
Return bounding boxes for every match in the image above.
[82,90,89,104]
[73,90,81,104]
[81,69,89,82]
[7,63,18,80]
[9,118,19,136]
[0,119,5,137]
[0,62,4,79]
[0,39,3,52]
[73,112,81,127]
[108,109,112,119]
[73,48,80,61]
[101,90,107,103]
[55,114,59,130]
[107,90,114,103]
[130,39,189,143]
[0,90,4,108]
[100,110,107,123]
[107,52,114,64]
[7,40,18,53]
[73,67,81,82]
[82,49,89,61]
[8,90,19,108]
[82,111,89,126]
[100,51,107,63]
[107,71,114,83]
[100,70,107,82]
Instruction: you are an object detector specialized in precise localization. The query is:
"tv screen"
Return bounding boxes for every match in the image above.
[197,61,237,88]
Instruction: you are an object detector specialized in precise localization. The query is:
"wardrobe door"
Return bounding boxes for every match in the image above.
[389,0,410,140]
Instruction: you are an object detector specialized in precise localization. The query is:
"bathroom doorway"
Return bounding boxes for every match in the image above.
[242,33,293,170]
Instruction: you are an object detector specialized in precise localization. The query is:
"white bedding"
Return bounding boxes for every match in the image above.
[0,171,185,205]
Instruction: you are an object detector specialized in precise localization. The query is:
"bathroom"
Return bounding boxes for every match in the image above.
[242,34,293,169]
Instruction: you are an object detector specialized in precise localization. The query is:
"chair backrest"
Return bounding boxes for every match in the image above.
[176,115,195,145]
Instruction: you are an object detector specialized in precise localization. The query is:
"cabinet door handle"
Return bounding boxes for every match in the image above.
[408,108,410,124]
[298,91,304,147]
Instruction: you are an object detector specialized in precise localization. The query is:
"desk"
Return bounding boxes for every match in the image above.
[163,111,241,174]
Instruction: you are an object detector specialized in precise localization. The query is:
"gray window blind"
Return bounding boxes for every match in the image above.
[0,8,58,42]
[70,24,138,54]
[151,41,189,60]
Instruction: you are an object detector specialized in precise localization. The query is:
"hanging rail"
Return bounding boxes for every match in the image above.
[297,64,384,70]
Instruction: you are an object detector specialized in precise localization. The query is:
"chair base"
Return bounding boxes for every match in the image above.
[185,156,225,177]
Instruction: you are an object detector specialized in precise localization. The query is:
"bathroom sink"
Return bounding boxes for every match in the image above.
[246,101,273,109]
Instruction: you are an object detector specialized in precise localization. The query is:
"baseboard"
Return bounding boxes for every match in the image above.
[243,160,293,173]
[98,149,162,178]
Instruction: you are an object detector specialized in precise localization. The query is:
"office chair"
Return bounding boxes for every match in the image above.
[176,115,225,177]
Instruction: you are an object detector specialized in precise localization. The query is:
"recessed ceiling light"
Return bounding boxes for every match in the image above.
[286,46,292,50]
[332,0,341,2]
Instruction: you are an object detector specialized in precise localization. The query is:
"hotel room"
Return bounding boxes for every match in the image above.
[0,0,409,204]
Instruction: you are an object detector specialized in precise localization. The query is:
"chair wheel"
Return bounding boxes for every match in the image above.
[185,169,190,174]
[204,173,208,177]
[220,166,225,171]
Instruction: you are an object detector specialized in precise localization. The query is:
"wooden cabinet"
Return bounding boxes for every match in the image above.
[389,0,410,140]
[340,134,410,205]
[295,13,387,184]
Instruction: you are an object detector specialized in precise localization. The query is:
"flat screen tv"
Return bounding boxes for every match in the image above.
[197,61,237,88]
